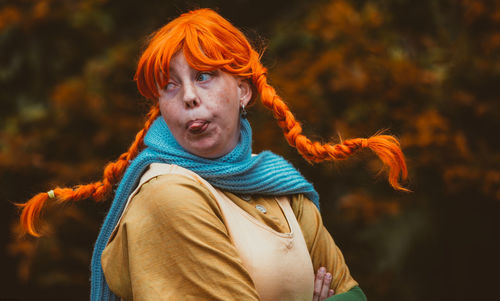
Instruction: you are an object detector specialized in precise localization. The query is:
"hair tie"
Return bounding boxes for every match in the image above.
[361,138,369,148]
[47,190,56,199]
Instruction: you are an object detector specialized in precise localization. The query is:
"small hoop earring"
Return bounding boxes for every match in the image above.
[240,104,247,119]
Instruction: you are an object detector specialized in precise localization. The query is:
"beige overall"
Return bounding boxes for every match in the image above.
[109,163,315,300]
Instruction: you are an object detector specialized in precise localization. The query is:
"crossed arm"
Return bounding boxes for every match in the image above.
[313,267,366,301]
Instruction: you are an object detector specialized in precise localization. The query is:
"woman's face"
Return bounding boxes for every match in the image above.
[158,52,252,158]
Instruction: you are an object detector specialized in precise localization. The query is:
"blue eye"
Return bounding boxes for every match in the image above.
[197,72,212,82]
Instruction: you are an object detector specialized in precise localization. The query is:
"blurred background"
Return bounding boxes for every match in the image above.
[1,0,499,300]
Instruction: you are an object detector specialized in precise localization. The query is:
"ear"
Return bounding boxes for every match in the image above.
[237,78,252,107]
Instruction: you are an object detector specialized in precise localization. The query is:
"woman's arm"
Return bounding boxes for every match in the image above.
[101,174,261,300]
[293,194,363,297]
[313,267,367,301]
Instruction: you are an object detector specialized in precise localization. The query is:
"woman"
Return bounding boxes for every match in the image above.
[17,8,407,301]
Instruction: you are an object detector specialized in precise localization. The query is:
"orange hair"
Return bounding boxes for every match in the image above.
[18,8,408,237]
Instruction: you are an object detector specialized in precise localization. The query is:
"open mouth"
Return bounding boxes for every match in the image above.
[187,120,210,134]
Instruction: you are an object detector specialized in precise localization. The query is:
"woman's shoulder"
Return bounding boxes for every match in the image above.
[138,172,210,198]
[289,194,320,220]
[122,173,223,224]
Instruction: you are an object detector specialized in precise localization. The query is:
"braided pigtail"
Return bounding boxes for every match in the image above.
[252,65,408,191]
[17,105,161,237]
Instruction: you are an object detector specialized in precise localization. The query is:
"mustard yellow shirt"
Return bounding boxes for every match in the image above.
[101,174,358,300]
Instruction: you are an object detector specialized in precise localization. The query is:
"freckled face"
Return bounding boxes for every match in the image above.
[158,52,252,159]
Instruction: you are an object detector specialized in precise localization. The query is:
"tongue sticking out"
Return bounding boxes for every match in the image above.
[188,120,209,134]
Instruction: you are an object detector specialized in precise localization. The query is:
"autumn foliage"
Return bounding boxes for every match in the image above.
[1,0,499,300]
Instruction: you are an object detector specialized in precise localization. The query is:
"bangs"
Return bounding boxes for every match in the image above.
[135,9,257,100]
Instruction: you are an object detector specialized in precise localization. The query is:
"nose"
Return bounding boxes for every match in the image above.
[182,82,199,108]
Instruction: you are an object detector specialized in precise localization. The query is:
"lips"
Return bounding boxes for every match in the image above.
[186,119,210,134]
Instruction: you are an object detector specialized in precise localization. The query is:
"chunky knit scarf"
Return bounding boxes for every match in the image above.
[90,117,319,301]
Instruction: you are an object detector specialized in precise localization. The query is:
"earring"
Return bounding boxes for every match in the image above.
[240,104,247,119]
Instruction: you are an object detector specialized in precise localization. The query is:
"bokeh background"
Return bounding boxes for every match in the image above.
[1,0,500,300]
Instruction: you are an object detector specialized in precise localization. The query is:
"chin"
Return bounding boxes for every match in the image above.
[187,143,226,159]
[183,134,236,159]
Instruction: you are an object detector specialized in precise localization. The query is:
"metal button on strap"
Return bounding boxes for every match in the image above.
[255,204,267,214]
[240,194,251,201]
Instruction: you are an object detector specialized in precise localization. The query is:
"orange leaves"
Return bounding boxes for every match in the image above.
[32,0,50,20]
[462,0,486,23]
[329,59,370,92]
[0,6,21,31]
[338,192,401,224]
[491,6,500,23]
[363,3,383,27]
[389,59,438,87]
[51,79,87,109]
[451,90,488,116]
[271,0,438,107]
[444,166,500,201]
[402,110,449,148]
[50,78,104,121]
[306,0,363,42]
[304,0,385,39]
[0,1,53,31]
[0,0,112,33]
[482,32,500,54]
[461,0,500,41]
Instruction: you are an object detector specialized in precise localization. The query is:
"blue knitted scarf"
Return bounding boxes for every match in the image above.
[90,117,319,300]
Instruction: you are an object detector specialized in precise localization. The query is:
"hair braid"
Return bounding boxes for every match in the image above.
[17,105,160,237]
[252,66,408,191]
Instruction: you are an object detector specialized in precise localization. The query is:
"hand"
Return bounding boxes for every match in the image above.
[312,266,335,301]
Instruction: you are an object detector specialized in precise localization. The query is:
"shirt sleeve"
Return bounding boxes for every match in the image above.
[326,286,367,301]
[292,194,359,294]
[101,174,261,301]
